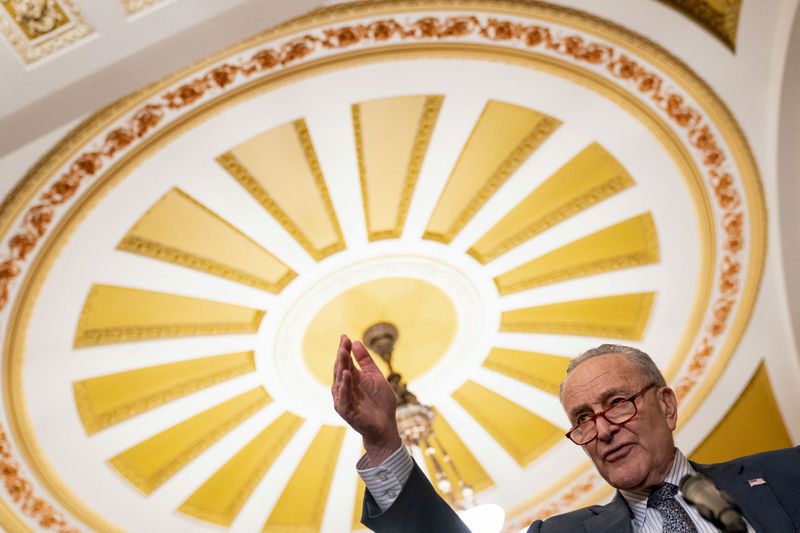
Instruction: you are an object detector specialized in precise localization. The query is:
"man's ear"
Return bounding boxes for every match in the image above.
[658,386,679,430]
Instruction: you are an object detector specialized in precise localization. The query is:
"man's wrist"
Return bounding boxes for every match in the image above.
[364,432,403,467]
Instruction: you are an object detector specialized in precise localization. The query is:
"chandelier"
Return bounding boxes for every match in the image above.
[363,322,505,533]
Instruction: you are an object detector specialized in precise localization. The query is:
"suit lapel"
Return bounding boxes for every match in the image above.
[695,461,794,533]
[582,493,634,533]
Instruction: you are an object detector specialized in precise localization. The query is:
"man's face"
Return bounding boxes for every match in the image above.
[561,353,678,491]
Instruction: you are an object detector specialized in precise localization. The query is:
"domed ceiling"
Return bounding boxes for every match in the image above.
[0,1,789,532]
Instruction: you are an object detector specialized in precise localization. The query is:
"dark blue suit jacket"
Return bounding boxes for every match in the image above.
[362,446,800,532]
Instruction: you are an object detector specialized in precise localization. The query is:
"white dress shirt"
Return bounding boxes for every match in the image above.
[619,449,754,532]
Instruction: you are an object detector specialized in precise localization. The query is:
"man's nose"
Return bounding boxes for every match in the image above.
[595,415,619,441]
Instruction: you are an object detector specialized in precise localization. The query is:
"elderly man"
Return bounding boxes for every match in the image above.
[332,335,800,532]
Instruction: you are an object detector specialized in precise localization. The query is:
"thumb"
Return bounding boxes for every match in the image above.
[351,341,383,375]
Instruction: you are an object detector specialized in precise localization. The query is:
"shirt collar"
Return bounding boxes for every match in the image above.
[618,448,696,527]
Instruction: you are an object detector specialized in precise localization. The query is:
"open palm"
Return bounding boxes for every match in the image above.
[332,335,402,464]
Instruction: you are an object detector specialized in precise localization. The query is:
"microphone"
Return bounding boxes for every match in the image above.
[679,473,747,533]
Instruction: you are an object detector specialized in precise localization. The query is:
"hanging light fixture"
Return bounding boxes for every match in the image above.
[363,322,505,533]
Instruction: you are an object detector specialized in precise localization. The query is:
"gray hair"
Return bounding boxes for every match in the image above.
[558,344,666,401]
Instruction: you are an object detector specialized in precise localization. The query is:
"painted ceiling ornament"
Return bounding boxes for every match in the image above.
[0,1,765,532]
[8,0,64,36]
[656,0,743,51]
[0,0,91,64]
[120,0,171,17]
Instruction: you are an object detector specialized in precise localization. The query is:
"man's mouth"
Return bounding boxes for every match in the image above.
[603,443,633,462]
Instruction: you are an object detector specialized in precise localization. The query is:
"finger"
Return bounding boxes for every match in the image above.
[336,369,353,412]
[352,341,381,374]
[342,335,355,373]
[334,335,354,381]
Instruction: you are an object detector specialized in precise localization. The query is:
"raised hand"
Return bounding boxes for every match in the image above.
[333,334,402,466]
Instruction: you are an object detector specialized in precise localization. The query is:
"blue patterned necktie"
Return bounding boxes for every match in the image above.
[647,483,698,533]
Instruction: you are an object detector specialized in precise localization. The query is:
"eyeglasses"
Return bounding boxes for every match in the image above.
[565,383,657,445]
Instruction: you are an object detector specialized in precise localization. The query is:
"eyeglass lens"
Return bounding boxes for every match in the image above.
[569,400,636,444]
[566,383,656,445]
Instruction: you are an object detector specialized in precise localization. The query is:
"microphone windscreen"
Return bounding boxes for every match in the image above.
[679,474,747,533]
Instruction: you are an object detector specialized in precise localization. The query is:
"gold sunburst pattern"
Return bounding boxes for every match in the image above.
[0,2,769,532]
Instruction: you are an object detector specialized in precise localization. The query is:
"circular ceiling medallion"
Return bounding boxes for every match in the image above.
[301,275,460,385]
[0,1,764,532]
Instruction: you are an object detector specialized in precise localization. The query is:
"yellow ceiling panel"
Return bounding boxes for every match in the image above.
[74,351,256,435]
[482,348,571,396]
[500,292,655,340]
[355,95,443,241]
[656,0,742,50]
[218,120,345,260]
[494,213,659,294]
[452,381,563,466]
[262,425,346,533]
[74,284,264,347]
[690,363,794,464]
[424,100,561,243]
[468,142,635,264]
[178,412,304,526]
[118,188,295,292]
[109,387,270,494]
